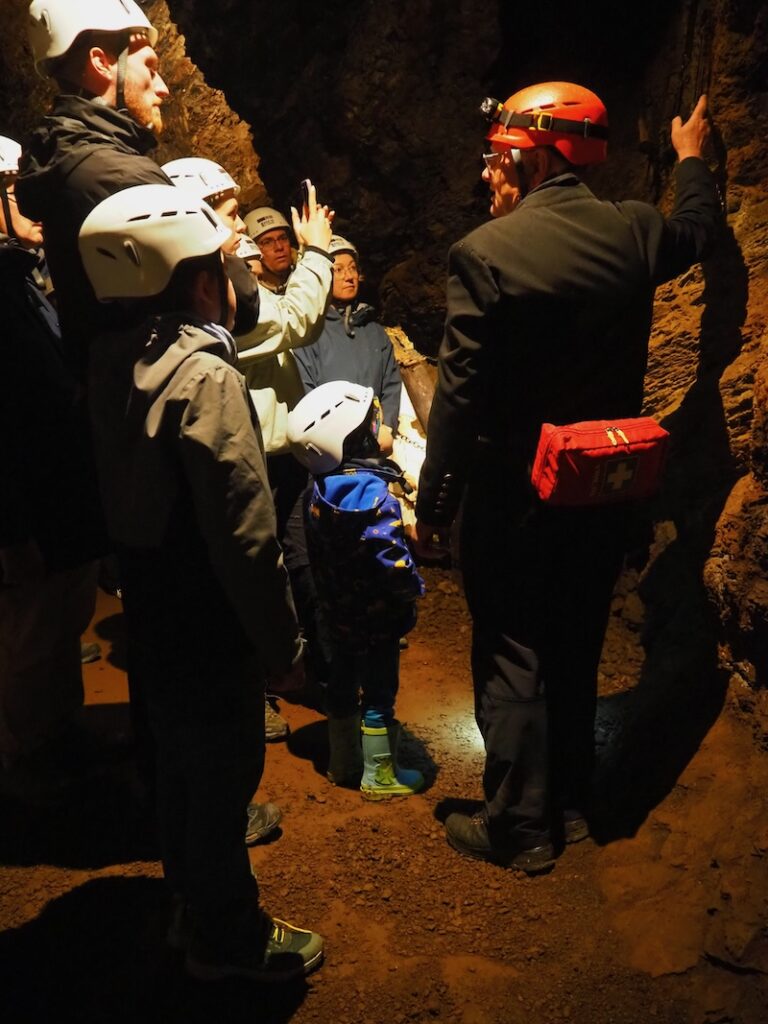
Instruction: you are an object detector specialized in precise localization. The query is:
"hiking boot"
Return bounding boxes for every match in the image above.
[327,711,363,786]
[80,641,102,664]
[563,808,590,844]
[245,802,283,845]
[445,811,556,874]
[265,699,289,742]
[360,720,423,801]
[186,917,324,983]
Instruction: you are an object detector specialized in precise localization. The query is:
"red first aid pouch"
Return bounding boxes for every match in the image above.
[531,417,669,506]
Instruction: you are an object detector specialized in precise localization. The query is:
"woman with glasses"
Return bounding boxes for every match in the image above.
[293,235,402,456]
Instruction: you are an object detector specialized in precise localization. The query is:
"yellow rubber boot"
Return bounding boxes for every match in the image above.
[360,721,424,801]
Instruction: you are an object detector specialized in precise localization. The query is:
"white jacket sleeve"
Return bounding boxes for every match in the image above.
[235,248,332,366]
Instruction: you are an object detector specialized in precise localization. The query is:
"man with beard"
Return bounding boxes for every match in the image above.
[16,0,258,373]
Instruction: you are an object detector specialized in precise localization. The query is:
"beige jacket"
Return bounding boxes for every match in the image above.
[235,247,332,454]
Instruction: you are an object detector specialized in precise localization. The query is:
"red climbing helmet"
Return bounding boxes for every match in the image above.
[482,81,608,166]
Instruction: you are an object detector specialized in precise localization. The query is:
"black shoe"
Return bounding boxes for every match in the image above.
[445,811,556,874]
[563,808,590,844]
[245,802,283,845]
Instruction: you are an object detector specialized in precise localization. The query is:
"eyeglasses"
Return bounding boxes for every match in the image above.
[257,232,289,251]
[482,151,504,169]
[332,263,359,277]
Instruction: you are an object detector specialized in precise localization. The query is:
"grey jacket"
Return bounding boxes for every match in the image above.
[89,315,300,675]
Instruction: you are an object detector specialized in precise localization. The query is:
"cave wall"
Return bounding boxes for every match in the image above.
[1,1,767,719]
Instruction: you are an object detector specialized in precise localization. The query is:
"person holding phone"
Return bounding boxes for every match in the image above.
[243,206,299,294]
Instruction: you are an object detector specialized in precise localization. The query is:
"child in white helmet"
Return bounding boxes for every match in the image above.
[287,380,425,799]
[78,183,323,982]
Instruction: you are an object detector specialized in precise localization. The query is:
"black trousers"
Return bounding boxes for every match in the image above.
[460,450,629,845]
[119,547,271,957]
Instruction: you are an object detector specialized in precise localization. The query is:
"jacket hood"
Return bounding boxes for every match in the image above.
[91,313,237,429]
[327,299,377,336]
[17,94,159,221]
[132,314,237,401]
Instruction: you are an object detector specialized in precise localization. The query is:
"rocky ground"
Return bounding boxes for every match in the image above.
[1,569,767,1024]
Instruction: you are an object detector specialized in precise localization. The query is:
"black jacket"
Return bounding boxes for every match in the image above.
[417,158,721,526]
[0,237,106,571]
[16,96,258,373]
[16,96,170,371]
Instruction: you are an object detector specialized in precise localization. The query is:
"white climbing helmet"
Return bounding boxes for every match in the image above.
[235,234,261,261]
[28,0,158,73]
[243,207,290,241]
[162,157,240,203]
[287,380,375,474]
[328,235,358,260]
[0,136,22,182]
[78,183,231,300]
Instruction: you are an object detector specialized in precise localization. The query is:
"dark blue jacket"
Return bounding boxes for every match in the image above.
[293,301,402,428]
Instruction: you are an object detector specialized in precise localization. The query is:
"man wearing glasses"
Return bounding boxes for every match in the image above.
[414,82,719,873]
[244,208,297,294]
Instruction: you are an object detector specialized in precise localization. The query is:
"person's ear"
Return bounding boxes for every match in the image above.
[526,147,552,189]
[82,46,116,97]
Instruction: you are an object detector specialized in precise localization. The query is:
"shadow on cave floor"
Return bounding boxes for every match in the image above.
[0,877,309,1024]
[591,649,727,844]
[0,746,157,871]
[590,217,748,844]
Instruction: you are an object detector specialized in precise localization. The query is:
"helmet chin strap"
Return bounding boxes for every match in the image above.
[217,261,230,330]
[510,148,529,199]
[115,45,129,111]
[0,186,17,242]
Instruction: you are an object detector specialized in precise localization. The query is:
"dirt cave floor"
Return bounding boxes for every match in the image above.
[1,568,767,1024]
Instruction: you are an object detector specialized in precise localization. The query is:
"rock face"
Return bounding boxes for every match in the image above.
[0,2,766,721]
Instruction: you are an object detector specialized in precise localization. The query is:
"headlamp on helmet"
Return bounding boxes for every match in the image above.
[479,96,504,123]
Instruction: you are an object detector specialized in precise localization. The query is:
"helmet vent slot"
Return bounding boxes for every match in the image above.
[123,239,141,266]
